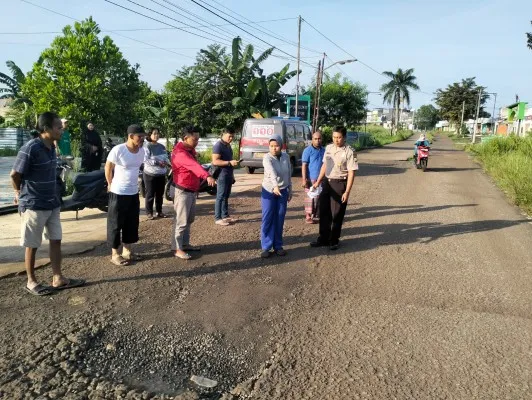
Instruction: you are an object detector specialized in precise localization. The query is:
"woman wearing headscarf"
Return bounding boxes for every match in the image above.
[414,133,430,160]
[260,134,292,258]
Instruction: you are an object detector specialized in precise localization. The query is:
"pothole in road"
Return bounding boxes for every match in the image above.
[81,318,258,398]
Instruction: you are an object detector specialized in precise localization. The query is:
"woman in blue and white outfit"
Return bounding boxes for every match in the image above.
[143,127,169,220]
[260,134,292,258]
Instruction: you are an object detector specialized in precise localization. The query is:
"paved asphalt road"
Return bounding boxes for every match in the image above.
[1,135,531,399]
[242,135,532,399]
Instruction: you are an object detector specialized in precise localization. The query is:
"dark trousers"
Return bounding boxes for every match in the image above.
[107,193,140,249]
[82,154,101,172]
[261,187,288,251]
[214,173,233,220]
[318,179,348,246]
[143,173,165,215]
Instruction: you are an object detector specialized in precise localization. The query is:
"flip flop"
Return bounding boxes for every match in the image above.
[52,278,86,291]
[111,255,130,266]
[123,253,143,262]
[25,284,54,296]
[174,252,192,260]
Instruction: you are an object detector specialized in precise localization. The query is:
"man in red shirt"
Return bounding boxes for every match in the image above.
[171,125,216,259]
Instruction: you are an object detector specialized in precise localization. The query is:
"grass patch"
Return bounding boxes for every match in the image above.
[0,147,18,156]
[196,144,240,165]
[468,136,532,215]
[371,129,413,147]
[322,125,413,150]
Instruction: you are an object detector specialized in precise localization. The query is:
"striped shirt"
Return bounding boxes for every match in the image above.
[12,138,61,212]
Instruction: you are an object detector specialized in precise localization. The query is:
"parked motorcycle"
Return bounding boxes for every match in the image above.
[415,145,430,171]
[102,137,116,164]
[58,160,108,220]
[164,164,217,202]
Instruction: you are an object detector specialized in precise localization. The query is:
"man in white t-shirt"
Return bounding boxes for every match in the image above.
[105,124,147,266]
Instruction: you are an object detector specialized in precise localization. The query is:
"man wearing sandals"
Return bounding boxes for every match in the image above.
[105,124,147,266]
[171,125,216,260]
[10,112,85,295]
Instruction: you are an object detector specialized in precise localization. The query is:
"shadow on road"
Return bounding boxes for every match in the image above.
[86,213,526,286]
[357,163,407,176]
[343,203,478,222]
[425,167,481,173]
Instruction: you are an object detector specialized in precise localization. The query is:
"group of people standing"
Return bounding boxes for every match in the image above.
[258,126,358,257]
[10,112,358,295]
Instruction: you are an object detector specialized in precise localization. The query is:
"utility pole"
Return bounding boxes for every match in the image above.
[459,100,465,137]
[472,88,482,144]
[294,15,301,119]
[312,60,321,132]
[491,93,497,134]
[314,52,326,131]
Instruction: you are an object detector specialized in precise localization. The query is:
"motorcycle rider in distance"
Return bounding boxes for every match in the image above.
[414,133,430,160]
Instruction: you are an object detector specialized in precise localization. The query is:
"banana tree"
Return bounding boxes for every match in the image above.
[0,61,35,127]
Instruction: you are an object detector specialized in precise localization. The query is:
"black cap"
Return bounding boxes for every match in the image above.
[127,124,147,135]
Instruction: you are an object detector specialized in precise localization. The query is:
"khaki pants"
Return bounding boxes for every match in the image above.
[171,188,196,251]
[20,207,62,248]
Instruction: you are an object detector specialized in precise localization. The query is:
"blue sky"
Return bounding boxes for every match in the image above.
[2,0,532,114]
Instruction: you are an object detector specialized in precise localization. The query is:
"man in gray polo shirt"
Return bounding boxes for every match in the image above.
[10,112,85,295]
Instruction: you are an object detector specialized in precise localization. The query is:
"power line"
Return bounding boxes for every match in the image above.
[150,0,306,61]
[196,0,323,55]
[119,0,232,45]
[102,0,231,46]
[302,18,385,78]
[154,0,271,54]
[0,17,298,35]
[0,41,202,52]
[324,54,356,82]
[186,0,316,68]
[107,0,299,64]
[20,0,195,59]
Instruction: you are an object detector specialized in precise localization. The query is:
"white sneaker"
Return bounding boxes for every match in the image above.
[215,219,230,226]
[223,217,238,223]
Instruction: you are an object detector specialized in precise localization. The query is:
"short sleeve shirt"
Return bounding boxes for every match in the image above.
[212,139,234,178]
[12,138,62,212]
[302,145,325,181]
[323,143,358,179]
[107,143,145,195]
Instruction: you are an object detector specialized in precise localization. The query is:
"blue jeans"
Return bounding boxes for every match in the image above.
[215,173,233,220]
[260,187,288,251]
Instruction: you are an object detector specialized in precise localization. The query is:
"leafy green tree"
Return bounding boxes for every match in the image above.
[164,66,215,136]
[164,37,298,134]
[306,73,367,127]
[415,104,440,130]
[23,17,142,137]
[434,77,490,127]
[133,82,173,135]
[379,68,419,133]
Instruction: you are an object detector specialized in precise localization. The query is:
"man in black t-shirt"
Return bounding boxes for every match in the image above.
[211,127,240,226]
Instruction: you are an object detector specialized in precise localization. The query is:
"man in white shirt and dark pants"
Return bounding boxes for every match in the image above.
[105,124,147,266]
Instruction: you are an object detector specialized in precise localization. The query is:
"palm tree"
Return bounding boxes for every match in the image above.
[380,68,419,133]
[0,60,32,108]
